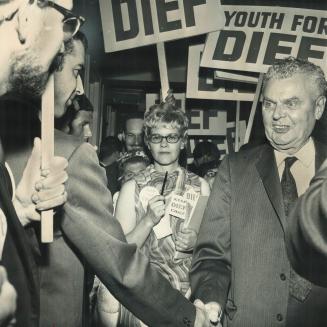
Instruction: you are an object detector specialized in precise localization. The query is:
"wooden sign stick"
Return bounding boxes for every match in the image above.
[41,75,54,243]
[243,73,264,145]
[235,101,240,152]
[156,42,170,101]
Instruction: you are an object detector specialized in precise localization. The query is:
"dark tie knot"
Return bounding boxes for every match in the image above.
[284,156,297,169]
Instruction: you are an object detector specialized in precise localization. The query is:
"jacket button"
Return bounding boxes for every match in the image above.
[280,273,286,281]
[276,313,283,321]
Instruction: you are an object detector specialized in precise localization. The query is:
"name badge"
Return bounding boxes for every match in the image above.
[139,186,160,211]
[167,193,188,220]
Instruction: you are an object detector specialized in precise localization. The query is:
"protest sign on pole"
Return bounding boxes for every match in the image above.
[156,43,170,100]
[235,101,240,151]
[244,73,264,145]
[146,93,186,112]
[187,44,256,101]
[187,108,227,136]
[214,70,259,84]
[99,0,224,52]
[41,75,54,243]
[201,5,327,74]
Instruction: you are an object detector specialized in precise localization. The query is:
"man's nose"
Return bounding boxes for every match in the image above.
[76,75,84,95]
[134,134,143,145]
[273,103,286,120]
[59,42,65,54]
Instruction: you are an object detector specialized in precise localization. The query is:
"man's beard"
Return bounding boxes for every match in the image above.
[8,49,59,98]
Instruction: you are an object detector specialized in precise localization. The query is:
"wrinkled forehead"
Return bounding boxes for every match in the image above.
[0,0,73,13]
[126,118,144,133]
[263,73,315,99]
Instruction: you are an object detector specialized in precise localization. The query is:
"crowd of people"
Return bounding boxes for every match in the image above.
[1,1,327,327]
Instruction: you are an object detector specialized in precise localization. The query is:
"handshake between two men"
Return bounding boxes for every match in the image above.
[1,136,221,327]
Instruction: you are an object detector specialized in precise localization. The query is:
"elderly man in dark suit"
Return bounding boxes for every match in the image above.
[190,57,327,327]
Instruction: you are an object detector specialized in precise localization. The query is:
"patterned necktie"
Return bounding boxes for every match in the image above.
[281,156,311,301]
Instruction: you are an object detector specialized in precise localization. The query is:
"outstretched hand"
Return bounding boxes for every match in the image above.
[13,138,68,226]
[194,299,210,327]
[0,266,16,327]
[194,299,222,327]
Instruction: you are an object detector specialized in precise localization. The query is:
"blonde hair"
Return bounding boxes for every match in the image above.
[144,102,188,139]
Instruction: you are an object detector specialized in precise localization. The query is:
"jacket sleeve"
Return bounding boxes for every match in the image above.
[190,157,231,310]
[60,143,196,327]
[286,160,327,287]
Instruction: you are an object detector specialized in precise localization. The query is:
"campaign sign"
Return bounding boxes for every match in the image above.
[201,6,327,73]
[187,44,256,101]
[99,0,224,52]
[145,93,186,112]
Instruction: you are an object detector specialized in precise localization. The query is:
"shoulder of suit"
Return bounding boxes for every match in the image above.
[313,138,327,153]
[54,129,83,159]
[228,143,267,163]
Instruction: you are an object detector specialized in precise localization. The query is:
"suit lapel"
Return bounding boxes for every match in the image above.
[255,144,286,230]
[314,139,327,171]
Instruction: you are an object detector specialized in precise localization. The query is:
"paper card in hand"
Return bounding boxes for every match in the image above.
[174,195,209,259]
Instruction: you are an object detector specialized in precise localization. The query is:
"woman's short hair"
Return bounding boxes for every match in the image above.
[144,102,188,139]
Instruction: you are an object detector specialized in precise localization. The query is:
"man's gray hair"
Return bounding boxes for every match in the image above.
[263,57,327,97]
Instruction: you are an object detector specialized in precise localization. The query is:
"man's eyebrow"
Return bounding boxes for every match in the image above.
[262,96,275,102]
[283,96,299,102]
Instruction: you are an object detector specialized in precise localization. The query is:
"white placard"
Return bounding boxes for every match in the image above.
[99,0,224,52]
[202,5,327,73]
[187,44,255,101]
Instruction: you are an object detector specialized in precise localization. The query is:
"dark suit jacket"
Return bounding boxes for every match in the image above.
[190,141,327,327]
[286,157,327,287]
[8,129,196,327]
[0,163,39,327]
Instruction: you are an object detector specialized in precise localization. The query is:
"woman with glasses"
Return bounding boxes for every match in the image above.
[95,102,210,327]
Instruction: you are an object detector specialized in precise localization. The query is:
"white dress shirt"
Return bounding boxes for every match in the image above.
[275,138,315,197]
[0,163,15,260]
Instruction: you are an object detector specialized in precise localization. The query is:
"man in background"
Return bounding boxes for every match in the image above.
[122,112,145,152]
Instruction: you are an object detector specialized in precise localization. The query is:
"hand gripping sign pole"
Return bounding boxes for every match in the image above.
[41,75,54,243]
[243,73,264,145]
[156,42,170,102]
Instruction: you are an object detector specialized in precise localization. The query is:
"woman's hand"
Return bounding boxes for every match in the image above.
[175,228,197,252]
[145,195,166,227]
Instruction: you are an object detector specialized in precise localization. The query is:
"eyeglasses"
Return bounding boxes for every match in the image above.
[148,134,181,144]
[39,0,85,40]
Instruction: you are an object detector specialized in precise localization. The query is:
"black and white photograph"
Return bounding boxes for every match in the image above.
[0,0,327,326]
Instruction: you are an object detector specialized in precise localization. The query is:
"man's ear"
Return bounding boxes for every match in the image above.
[117,132,124,142]
[16,0,39,45]
[182,131,188,148]
[315,95,326,120]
